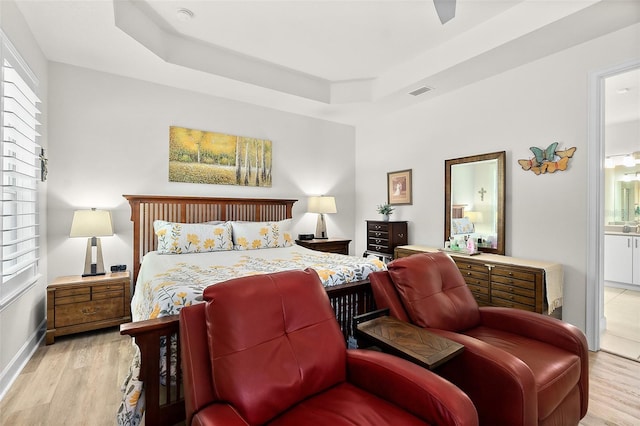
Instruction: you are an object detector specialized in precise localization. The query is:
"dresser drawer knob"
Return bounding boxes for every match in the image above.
[398,233,404,238]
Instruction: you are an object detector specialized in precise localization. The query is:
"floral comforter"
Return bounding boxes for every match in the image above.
[117,245,385,425]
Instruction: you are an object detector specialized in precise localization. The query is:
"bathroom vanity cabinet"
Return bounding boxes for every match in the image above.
[604,234,640,286]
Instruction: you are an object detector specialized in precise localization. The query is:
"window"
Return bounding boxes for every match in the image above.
[0,30,41,304]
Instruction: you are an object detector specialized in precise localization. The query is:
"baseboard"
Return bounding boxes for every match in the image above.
[0,319,46,401]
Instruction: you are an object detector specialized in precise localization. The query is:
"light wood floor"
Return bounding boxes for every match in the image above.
[0,327,135,426]
[1,328,639,426]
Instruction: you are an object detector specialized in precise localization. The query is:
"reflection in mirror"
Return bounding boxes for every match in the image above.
[445,151,505,255]
[604,159,640,224]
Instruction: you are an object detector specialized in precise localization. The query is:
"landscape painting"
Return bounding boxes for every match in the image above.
[169,126,272,187]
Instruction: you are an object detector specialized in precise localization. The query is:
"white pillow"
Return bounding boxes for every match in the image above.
[154,220,233,254]
[231,220,293,250]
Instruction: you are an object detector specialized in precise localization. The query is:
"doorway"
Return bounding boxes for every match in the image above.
[588,62,640,360]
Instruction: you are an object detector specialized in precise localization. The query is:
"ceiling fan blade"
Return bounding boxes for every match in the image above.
[434,0,456,24]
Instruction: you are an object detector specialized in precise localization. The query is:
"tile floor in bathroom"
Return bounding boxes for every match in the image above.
[601,285,640,361]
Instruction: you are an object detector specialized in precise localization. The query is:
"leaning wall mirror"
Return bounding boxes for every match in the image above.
[445,151,506,255]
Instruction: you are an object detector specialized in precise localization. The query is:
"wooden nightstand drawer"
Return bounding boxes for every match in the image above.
[93,288,124,300]
[55,298,125,327]
[56,292,91,305]
[56,287,90,299]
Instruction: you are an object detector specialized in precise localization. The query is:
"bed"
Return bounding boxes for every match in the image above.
[117,195,383,426]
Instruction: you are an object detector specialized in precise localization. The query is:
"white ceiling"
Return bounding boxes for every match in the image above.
[13,0,640,125]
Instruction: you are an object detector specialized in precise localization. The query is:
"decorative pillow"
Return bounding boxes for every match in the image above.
[231,220,293,250]
[154,220,233,254]
[451,217,474,235]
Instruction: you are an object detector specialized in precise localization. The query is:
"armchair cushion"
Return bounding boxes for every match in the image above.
[388,252,480,331]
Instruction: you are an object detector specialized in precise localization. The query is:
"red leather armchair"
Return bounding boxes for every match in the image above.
[369,252,589,426]
[180,268,478,426]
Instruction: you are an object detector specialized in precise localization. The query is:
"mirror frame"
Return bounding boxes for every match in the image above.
[445,151,506,255]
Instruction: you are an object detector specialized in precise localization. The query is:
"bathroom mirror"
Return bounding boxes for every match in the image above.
[605,165,640,224]
[445,151,505,255]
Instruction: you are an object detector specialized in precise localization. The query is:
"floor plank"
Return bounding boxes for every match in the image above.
[1,328,639,425]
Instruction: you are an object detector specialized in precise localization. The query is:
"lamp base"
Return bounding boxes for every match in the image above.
[315,213,328,239]
[82,237,106,277]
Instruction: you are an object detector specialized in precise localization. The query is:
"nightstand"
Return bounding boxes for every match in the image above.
[295,238,351,255]
[46,271,131,344]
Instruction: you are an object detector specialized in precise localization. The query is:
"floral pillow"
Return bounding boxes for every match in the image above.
[231,220,293,250]
[154,220,233,254]
[451,217,475,235]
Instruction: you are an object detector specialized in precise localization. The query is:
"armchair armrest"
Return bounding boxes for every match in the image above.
[477,307,589,419]
[478,307,588,357]
[346,349,478,426]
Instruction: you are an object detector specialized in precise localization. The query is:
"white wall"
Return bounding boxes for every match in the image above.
[355,23,640,332]
[46,63,356,281]
[0,0,48,399]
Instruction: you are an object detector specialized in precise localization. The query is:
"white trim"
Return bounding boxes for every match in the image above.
[586,59,640,351]
[0,318,46,401]
[0,274,41,311]
[0,29,39,87]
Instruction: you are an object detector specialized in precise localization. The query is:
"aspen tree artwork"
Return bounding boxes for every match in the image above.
[169,126,272,187]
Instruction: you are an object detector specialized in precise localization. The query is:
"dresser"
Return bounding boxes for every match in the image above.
[46,272,131,344]
[395,245,562,316]
[364,220,408,262]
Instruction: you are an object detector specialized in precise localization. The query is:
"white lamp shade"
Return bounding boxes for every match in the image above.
[308,196,337,214]
[70,209,114,237]
[465,211,483,224]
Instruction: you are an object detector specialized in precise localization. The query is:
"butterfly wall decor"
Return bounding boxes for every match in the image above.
[518,143,576,175]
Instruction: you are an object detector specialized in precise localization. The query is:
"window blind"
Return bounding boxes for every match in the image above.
[1,35,41,301]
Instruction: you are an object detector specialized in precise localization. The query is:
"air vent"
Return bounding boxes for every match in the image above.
[408,86,432,96]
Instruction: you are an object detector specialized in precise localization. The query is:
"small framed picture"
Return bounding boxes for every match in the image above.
[387,169,412,205]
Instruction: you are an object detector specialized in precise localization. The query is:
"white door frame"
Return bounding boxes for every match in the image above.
[586,59,640,350]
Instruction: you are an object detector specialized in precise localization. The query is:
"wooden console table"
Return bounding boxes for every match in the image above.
[395,245,562,316]
[356,314,464,370]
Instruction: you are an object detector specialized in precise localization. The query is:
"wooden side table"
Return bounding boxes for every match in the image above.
[295,238,351,255]
[46,271,131,344]
[356,313,464,370]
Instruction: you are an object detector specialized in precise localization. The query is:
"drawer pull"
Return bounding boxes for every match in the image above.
[81,308,99,316]
[375,225,382,230]
[375,232,381,237]
[398,233,404,238]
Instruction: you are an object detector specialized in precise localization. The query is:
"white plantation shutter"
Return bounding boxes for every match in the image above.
[1,31,41,303]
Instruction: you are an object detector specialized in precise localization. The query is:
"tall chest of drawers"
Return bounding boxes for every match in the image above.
[365,220,408,261]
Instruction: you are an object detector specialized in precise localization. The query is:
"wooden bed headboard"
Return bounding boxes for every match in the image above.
[123,195,297,283]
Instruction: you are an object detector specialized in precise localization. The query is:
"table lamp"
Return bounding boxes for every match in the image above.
[308,196,337,239]
[70,208,114,277]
